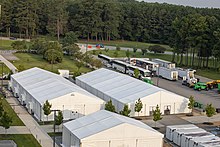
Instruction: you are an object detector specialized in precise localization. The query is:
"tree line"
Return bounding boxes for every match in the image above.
[1,0,220,69]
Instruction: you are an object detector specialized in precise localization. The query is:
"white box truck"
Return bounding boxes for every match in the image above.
[176,68,195,79]
[189,136,220,147]
[181,132,214,147]
[156,66,178,80]
[166,124,198,141]
[173,128,206,146]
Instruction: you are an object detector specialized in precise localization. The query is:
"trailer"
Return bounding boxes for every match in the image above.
[173,128,206,146]
[152,58,176,69]
[181,132,214,147]
[156,66,178,81]
[198,140,220,147]
[176,68,195,79]
[166,124,198,141]
[189,136,220,147]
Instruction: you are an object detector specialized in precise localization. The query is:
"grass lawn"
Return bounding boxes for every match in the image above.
[0,97,24,126]
[78,39,173,51]
[12,53,92,74]
[0,134,41,147]
[0,40,14,50]
[90,50,220,80]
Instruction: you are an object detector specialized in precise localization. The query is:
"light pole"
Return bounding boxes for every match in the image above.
[51,109,60,147]
[157,65,159,87]
[0,62,3,93]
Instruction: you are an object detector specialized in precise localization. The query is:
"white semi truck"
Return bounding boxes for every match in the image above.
[156,66,178,81]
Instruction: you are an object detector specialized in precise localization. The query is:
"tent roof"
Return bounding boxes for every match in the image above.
[64,110,163,139]
[76,68,185,103]
[11,67,103,104]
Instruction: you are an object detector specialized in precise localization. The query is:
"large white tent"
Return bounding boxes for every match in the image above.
[76,68,190,116]
[62,110,164,147]
[9,67,105,121]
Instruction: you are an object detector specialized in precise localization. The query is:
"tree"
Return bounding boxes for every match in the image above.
[141,48,147,56]
[153,105,162,128]
[44,49,63,64]
[205,103,216,123]
[116,46,121,51]
[43,100,52,121]
[126,49,130,59]
[105,99,116,112]
[120,104,131,117]
[63,31,78,47]
[133,47,137,53]
[148,45,166,54]
[91,59,103,68]
[0,101,4,118]
[55,111,63,126]
[75,61,84,72]
[11,41,28,50]
[134,68,140,78]
[135,98,143,116]
[0,112,12,135]
[188,96,195,116]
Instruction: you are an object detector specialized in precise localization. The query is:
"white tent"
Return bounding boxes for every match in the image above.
[62,110,164,147]
[76,68,190,116]
[9,67,105,121]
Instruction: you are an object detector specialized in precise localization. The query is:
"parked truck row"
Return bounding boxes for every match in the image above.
[166,124,220,147]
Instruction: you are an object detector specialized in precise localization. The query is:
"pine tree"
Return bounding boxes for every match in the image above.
[135,98,143,116]
[205,104,216,124]
[153,105,162,128]
[188,96,195,116]
[0,112,12,135]
[43,100,52,121]
[119,104,131,117]
[105,99,116,112]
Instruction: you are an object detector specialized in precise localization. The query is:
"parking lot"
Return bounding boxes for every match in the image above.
[152,75,220,109]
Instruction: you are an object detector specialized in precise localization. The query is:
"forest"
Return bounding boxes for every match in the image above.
[0,0,220,69]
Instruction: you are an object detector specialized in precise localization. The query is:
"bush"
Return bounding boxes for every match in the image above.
[11,40,28,50]
[149,45,166,54]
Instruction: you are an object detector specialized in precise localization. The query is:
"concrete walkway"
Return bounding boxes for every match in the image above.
[6,94,58,147]
[0,126,30,134]
[0,55,18,74]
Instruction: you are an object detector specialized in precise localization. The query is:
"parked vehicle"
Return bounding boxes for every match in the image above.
[218,84,220,94]
[182,73,198,88]
[152,58,175,69]
[98,54,113,68]
[156,66,178,81]
[127,65,151,79]
[96,44,104,48]
[206,80,220,89]
[143,78,153,85]
[112,60,130,73]
[194,82,208,91]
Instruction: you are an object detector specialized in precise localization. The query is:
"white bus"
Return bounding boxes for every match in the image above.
[98,54,114,67]
[127,65,151,79]
[130,58,159,72]
[112,60,130,73]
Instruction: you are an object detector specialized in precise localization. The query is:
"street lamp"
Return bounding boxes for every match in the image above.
[0,62,3,93]
[51,109,60,147]
[156,65,160,87]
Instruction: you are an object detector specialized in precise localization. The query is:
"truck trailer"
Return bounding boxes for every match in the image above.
[189,136,220,147]
[156,66,178,81]
[166,124,198,141]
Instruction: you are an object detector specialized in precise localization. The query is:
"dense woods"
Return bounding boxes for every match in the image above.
[0,0,220,69]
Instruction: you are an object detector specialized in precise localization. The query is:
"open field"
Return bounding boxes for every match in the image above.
[79,40,173,51]
[90,50,220,80]
[0,134,41,147]
[0,97,24,126]
[12,53,92,74]
[0,40,14,50]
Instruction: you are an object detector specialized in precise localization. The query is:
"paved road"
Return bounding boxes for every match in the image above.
[152,76,220,109]
[6,92,58,147]
[0,55,18,74]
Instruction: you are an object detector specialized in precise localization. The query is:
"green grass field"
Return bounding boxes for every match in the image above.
[13,53,92,74]
[0,134,41,147]
[0,40,14,50]
[0,97,24,126]
[79,40,173,51]
[90,50,220,80]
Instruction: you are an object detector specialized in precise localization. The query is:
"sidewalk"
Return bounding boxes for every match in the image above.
[6,93,58,147]
[0,55,18,73]
[0,126,30,134]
